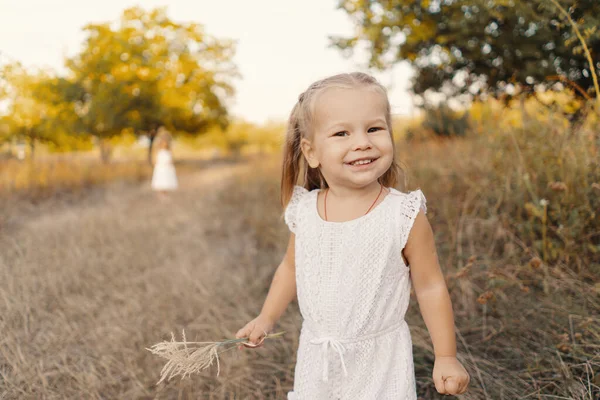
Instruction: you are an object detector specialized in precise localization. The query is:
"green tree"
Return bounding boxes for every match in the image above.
[62,6,236,163]
[334,0,600,104]
[0,63,75,158]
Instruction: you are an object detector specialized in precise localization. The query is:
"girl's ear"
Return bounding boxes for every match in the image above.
[300,138,320,168]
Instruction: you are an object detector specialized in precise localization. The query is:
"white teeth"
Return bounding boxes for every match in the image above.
[350,159,373,166]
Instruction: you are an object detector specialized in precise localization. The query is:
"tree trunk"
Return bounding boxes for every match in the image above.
[520,93,529,125]
[28,138,35,160]
[99,139,112,164]
[147,131,156,166]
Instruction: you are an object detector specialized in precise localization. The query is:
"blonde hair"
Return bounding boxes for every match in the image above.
[280,72,403,208]
[156,129,172,150]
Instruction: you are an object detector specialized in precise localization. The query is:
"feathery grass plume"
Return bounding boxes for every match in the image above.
[146,329,286,384]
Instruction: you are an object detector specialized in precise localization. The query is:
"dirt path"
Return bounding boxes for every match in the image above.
[0,160,249,233]
[0,161,296,399]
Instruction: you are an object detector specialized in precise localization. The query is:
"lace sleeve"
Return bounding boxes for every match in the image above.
[399,189,427,250]
[284,185,309,234]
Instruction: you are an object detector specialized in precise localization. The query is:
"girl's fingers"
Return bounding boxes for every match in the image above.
[459,375,470,393]
[244,339,264,348]
[243,330,267,348]
[237,328,251,349]
[248,331,261,344]
[254,328,269,342]
[236,323,252,338]
[236,324,269,350]
[434,377,446,394]
[444,377,460,394]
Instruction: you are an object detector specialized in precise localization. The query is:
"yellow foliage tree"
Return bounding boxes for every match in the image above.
[61,6,237,163]
[0,63,85,158]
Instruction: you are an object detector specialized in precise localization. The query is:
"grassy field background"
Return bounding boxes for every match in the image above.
[0,109,599,399]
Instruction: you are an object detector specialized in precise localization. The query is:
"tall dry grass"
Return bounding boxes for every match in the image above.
[397,109,599,398]
[0,157,151,200]
[0,111,598,398]
[0,161,301,399]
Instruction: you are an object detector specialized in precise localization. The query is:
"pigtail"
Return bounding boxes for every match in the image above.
[280,102,304,208]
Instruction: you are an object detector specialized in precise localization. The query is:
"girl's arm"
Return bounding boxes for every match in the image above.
[236,233,297,346]
[403,210,456,357]
[259,233,297,323]
[403,210,470,394]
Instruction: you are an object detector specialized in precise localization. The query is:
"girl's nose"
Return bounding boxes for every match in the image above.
[352,130,372,150]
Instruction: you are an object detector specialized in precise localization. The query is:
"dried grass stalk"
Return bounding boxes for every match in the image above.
[146,329,286,384]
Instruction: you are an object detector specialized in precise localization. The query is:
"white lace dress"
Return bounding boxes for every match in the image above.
[151,149,178,191]
[284,185,427,400]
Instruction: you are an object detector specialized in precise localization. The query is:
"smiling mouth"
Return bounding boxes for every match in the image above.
[347,158,378,166]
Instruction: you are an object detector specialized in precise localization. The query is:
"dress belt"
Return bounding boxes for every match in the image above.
[304,320,406,382]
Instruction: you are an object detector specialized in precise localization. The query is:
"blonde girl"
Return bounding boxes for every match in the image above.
[151,135,178,195]
[236,72,469,399]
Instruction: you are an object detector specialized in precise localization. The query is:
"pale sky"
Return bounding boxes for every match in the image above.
[0,0,415,123]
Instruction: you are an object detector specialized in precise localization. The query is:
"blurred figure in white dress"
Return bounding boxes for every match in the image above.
[151,137,178,197]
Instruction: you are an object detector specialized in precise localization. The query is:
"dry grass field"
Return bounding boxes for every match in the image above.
[0,115,598,399]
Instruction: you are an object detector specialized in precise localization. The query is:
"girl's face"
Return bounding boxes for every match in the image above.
[301,87,394,189]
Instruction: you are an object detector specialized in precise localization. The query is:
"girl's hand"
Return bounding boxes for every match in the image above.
[235,314,275,349]
[432,356,470,395]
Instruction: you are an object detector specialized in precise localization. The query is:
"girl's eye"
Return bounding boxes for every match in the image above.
[333,131,348,137]
[368,127,384,133]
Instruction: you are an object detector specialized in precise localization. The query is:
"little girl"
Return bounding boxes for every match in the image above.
[151,136,178,195]
[236,72,470,398]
